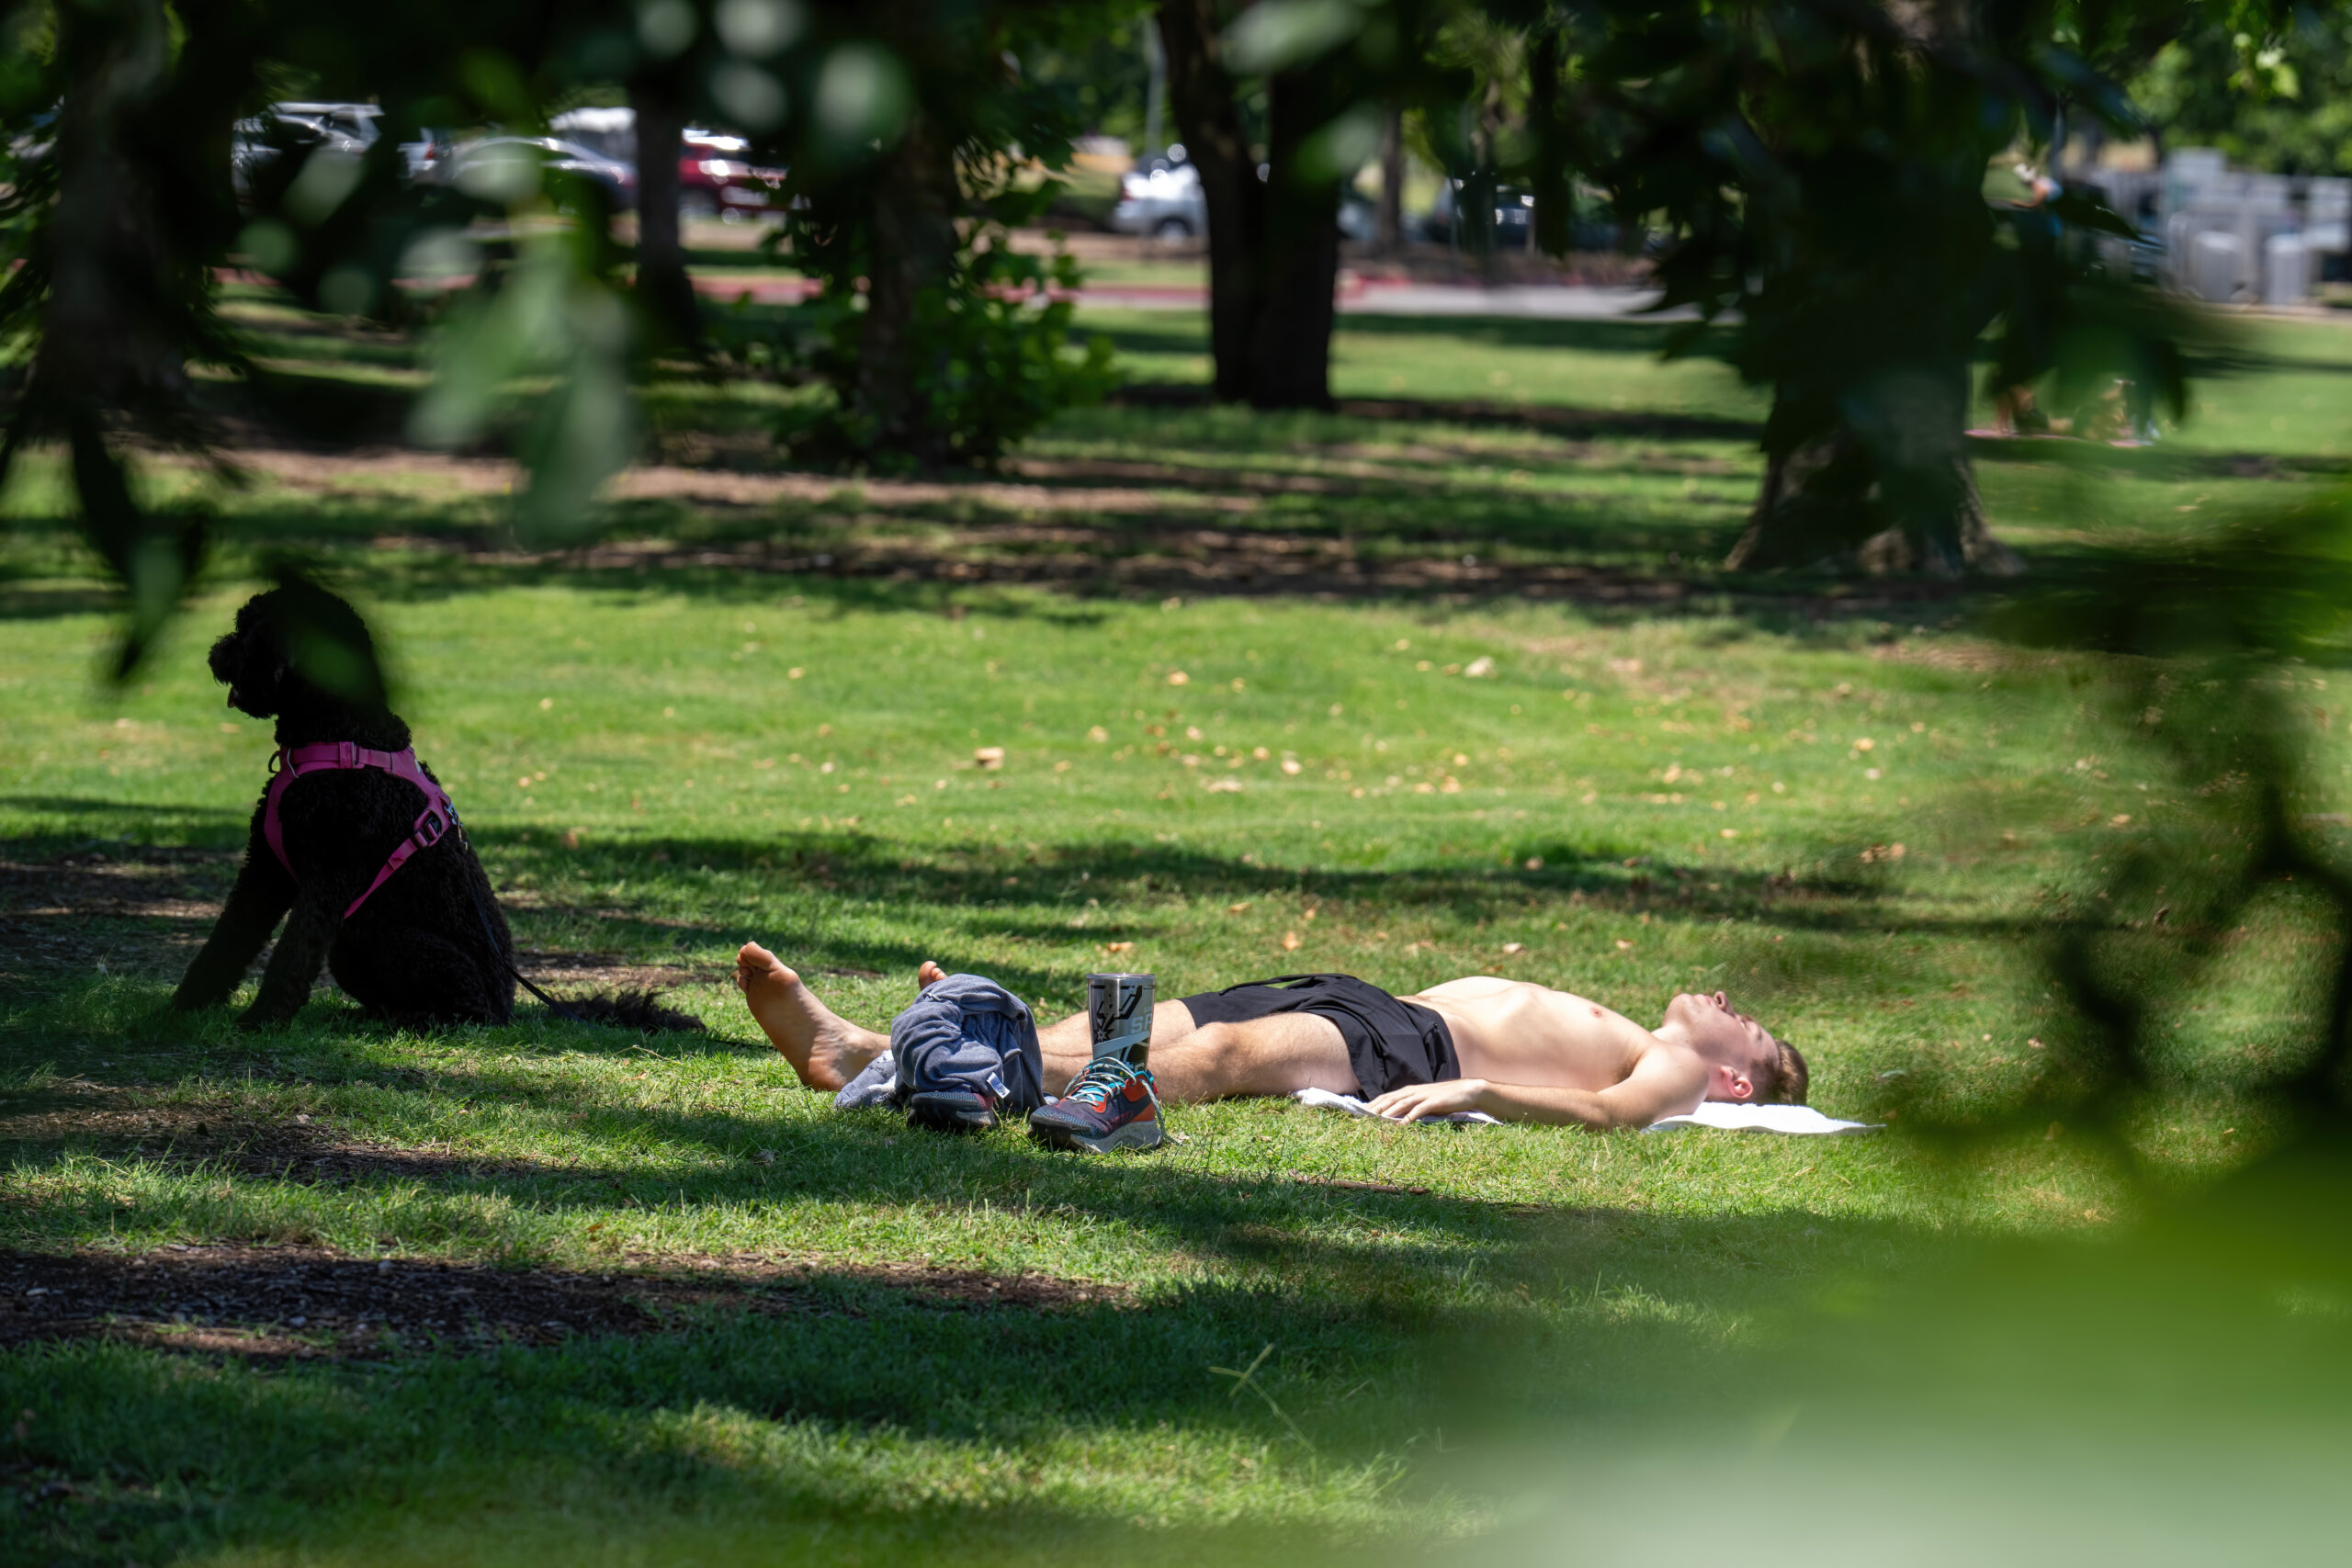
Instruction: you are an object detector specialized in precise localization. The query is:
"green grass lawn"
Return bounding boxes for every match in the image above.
[4,291,2352,1564]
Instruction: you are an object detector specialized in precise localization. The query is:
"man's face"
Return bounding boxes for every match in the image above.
[1665,990,1776,1101]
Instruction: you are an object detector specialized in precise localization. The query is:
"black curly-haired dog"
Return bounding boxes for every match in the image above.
[171,584,517,1029]
[174,584,697,1033]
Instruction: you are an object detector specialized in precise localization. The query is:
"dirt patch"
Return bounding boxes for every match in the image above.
[0,849,237,984]
[614,1248,1132,1313]
[0,1245,791,1359]
[0,1086,541,1184]
[232,447,1257,517]
[0,1244,1127,1360]
[451,525,1721,604]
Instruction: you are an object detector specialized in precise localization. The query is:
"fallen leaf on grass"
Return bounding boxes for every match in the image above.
[1103,942,1135,954]
[975,747,1005,770]
[1282,931,1301,951]
[1501,942,1525,955]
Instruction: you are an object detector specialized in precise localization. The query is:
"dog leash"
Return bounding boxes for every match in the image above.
[452,827,596,1027]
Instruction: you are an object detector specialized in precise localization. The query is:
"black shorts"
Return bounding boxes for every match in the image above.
[1175,974,1460,1100]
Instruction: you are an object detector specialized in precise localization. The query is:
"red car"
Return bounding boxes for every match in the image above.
[679,131,786,222]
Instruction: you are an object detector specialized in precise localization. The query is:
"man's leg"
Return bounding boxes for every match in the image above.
[993,968,1356,1100]
[736,942,890,1091]
[1140,1012,1358,1102]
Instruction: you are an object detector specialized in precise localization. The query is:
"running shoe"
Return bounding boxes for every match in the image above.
[1027,1055,1162,1153]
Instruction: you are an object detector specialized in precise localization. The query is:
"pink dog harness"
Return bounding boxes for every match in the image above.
[262,742,457,918]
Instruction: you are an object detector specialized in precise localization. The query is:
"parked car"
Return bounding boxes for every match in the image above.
[1111,155,1204,239]
[232,101,379,203]
[270,101,381,149]
[679,130,787,222]
[1112,150,1381,243]
[445,135,637,211]
[547,108,786,221]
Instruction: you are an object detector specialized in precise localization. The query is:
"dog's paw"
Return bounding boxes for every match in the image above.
[233,1006,293,1032]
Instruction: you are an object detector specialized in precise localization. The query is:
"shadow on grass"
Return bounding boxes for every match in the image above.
[5,822,2004,982]
[4,510,1982,639]
[0,1172,1918,1562]
[8,1157,2351,1565]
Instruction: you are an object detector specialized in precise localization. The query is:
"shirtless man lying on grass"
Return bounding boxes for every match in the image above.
[735,944,1806,1135]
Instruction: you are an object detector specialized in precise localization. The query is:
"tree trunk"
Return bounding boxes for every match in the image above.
[857,111,961,460]
[628,78,699,349]
[1375,104,1404,254]
[1725,369,2022,576]
[1156,0,1260,403]
[1528,27,1571,257]
[1249,68,1339,410]
[1154,1,1340,410]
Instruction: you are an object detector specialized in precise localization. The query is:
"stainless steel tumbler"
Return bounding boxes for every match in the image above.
[1086,972,1156,1068]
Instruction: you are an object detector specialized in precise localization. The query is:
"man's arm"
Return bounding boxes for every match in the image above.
[1366,1047,1706,1130]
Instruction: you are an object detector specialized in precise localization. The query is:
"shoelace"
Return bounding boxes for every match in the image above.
[1064,1054,1146,1109]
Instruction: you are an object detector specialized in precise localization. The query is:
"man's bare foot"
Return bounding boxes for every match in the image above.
[735,942,888,1091]
[918,960,946,988]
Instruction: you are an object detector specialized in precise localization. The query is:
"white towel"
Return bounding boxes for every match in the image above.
[1644,1101,1881,1135]
[1293,1088,1879,1134]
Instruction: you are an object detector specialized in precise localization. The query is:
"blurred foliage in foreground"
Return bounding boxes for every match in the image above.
[0,0,1127,672]
[1979,508,2352,1157]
